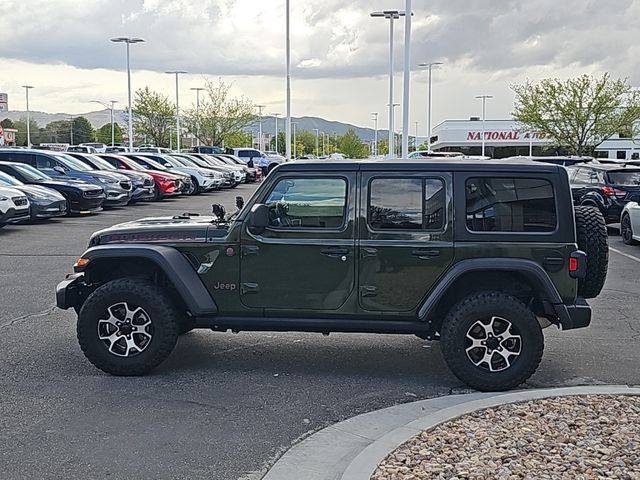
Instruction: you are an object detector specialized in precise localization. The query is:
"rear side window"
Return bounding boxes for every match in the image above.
[607,171,640,186]
[466,177,556,233]
[368,178,445,230]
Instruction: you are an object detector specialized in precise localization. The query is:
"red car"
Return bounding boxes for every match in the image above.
[98,154,183,201]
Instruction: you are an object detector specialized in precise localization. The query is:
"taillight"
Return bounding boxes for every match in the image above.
[569,257,579,272]
[601,186,626,198]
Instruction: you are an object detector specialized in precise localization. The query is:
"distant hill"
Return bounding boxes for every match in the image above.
[2,110,392,142]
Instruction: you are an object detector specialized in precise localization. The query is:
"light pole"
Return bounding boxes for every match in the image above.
[91,100,118,146]
[21,85,34,148]
[285,0,292,162]
[292,122,297,159]
[371,10,406,159]
[110,37,144,152]
[475,95,493,157]
[414,121,418,150]
[256,104,265,151]
[418,61,443,147]
[272,113,280,153]
[313,128,319,156]
[401,0,413,159]
[190,87,205,146]
[166,70,187,151]
[388,103,400,156]
[321,131,325,156]
[371,112,378,156]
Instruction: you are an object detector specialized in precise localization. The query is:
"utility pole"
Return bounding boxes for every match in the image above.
[22,85,34,148]
[272,113,280,153]
[313,128,319,156]
[371,112,378,156]
[285,0,292,161]
[401,0,413,159]
[475,95,493,157]
[256,104,266,151]
[321,131,325,156]
[70,117,74,145]
[292,122,297,159]
[414,121,418,150]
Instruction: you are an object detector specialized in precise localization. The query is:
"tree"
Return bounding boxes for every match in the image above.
[132,87,175,147]
[416,141,430,151]
[336,129,368,158]
[1,118,14,129]
[224,130,253,148]
[96,122,123,145]
[512,73,640,156]
[14,118,44,145]
[182,79,256,147]
[71,117,95,144]
[44,120,72,143]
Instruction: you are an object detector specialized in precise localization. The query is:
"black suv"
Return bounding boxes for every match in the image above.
[567,162,640,223]
[56,159,608,391]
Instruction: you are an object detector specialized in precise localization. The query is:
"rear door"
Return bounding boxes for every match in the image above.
[358,172,454,313]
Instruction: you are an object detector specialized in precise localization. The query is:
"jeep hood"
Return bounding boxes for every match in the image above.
[89,215,229,246]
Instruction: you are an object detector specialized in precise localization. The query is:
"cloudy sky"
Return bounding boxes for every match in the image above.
[1,0,639,134]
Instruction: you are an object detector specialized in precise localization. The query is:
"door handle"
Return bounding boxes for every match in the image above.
[411,249,440,259]
[321,247,349,257]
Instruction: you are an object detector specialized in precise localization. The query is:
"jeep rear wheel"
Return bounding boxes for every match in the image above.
[574,205,608,299]
[77,279,179,376]
[440,292,543,392]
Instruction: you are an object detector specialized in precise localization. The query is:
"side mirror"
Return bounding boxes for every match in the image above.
[249,203,269,234]
[236,196,245,209]
[53,165,66,175]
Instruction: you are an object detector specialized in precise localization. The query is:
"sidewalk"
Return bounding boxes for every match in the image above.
[262,385,640,480]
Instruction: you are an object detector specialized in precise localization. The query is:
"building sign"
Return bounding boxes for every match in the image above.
[0,127,17,146]
[466,131,548,141]
[0,93,7,112]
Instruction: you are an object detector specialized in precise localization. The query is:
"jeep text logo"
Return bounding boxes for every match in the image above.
[213,282,236,291]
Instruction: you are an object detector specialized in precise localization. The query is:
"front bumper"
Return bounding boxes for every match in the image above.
[102,189,132,207]
[130,185,155,202]
[31,199,67,219]
[56,273,85,310]
[68,195,104,213]
[553,297,591,330]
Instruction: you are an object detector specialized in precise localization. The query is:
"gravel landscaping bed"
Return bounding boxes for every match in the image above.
[372,395,640,480]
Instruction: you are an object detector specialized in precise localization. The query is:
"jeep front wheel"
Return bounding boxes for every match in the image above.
[77,279,179,376]
[440,292,543,392]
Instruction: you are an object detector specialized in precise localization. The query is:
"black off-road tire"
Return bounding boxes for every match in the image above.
[621,213,638,245]
[574,205,608,299]
[77,278,179,376]
[440,291,544,392]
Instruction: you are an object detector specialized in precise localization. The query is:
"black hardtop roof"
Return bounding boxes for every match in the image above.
[276,157,563,173]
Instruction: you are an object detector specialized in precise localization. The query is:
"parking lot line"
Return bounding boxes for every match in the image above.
[609,246,640,264]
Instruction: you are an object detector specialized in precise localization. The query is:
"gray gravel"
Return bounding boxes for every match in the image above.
[372,395,640,480]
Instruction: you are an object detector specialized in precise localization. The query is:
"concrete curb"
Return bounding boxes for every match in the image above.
[262,385,640,480]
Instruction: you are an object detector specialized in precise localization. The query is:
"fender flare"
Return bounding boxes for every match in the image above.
[77,244,218,316]
[418,258,563,321]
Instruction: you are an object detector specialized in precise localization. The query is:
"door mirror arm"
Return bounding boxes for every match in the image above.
[53,165,66,175]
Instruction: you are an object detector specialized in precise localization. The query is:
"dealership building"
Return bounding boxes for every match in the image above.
[430,118,640,160]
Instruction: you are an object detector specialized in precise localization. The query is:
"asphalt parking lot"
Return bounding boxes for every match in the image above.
[1,185,640,480]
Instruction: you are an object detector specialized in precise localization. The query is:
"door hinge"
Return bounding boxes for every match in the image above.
[242,246,260,258]
[241,283,260,295]
[361,247,378,258]
[359,285,378,297]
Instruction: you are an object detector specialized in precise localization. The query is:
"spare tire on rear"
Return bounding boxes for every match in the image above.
[574,206,608,299]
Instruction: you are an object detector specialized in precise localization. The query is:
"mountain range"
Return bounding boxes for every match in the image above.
[1,110,404,143]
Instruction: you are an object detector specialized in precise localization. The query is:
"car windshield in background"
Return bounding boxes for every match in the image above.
[53,154,93,171]
[607,171,640,185]
[134,156,168,171]
[173,156,200,168]
[86,155,117,170]
[0,171,24,186]
[15,164,52,181]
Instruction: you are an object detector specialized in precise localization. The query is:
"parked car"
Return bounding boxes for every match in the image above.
[567,162,640,224]
[122,154,193,195]
[191,145,225,155]
[0,161,104,214]
[230,148,284,173]
[217,154,257,182]
[621,195,640,245]
[131,153,222,195]
[57,158,607,391]
[0,149,131,208]
[137,147,173,154]
[65,152,155,203]
[105,146,130,153]
[0,185,30,227]
[79,143,108,153]
[201,154,246,184]
[0,170,66,220]
[67,145,98,154]
[504,156,592,167]
[170,153,237,188]
[97,154,182,201]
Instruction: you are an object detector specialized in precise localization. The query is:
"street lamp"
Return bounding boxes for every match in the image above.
[91,100,118,146]
[190,87,205,146]
[418,61,443,146]
[371,10,406,159]
[292,122,298,159]
[110,36,144,152]
[166,70,187,151]
[313,128,319,157]
[321,131,325,156]
[475,95,493,157]
[256,105,266,151]
[285,0,292,162]
[371,112,379,156]
[272,113,280,153]
[388,103,400,156]
[21,85,34,148]
[414,121,418,150]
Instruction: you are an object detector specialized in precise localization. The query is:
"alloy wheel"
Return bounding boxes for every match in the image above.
[622,215,633,243]
[465,316,522,372]
[97,302,153,357]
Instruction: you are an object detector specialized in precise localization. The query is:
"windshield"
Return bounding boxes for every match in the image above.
[15,164,52,181]
[85,154,116,170]
[607,171,640,186]
[132,155,168,171]
[0,171,24,186]
[172,155,199,168]
[52,153,93,171]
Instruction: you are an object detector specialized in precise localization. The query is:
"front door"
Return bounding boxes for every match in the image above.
[358,172,454,313]
[240,173,356,312]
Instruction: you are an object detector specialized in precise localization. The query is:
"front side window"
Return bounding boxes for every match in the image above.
[368,178,445,230]
[466,177,557,233]
[264,177,347,229]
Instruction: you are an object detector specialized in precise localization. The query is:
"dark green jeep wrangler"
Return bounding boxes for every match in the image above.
[56,159,608,391]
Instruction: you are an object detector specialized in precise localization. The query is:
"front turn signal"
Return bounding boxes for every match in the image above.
[74,257,90,269]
